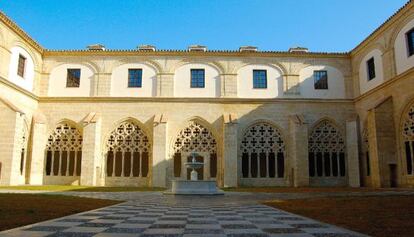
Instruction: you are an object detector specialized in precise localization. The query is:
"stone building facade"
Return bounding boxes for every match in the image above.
[1,1,414,188]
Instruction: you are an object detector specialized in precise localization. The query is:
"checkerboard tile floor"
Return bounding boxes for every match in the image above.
[0,201,366,237]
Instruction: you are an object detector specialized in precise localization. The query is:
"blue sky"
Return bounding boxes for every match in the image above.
[0,0,408,52]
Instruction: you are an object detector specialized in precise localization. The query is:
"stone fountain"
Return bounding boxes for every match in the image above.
[165,152,224,195]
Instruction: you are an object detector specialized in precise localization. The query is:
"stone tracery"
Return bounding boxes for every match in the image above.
[403,105,414,175]
[45,123,83,177]
[105,121,150,178]
[240,122,285,179]
[19,122,28,175]
[308,120,346,178]
[173,121,217,179]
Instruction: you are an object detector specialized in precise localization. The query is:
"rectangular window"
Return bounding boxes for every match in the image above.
[366,57,376,80]
[66,69,81,88]
[17,54,26,77]
[314,70,328,89]
[253,70,267,89]
[190,69,205,88]
[407,28,414,57]
[128,69,142,87]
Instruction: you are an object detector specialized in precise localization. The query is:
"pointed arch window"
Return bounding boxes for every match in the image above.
[308,120,346,177]
[240,122,285,179]
[402,105,414,175]
[45,123,83,177]
[173,121,217,179]
[19,123,28,175]
[105,121,150,178]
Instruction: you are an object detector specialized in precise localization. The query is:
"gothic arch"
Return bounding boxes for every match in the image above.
[104,117,152,144]
[103,119,151,183]
[44,121,83,179]
[400,99,414,176]
[361,125,371,178]
[18,117,29,176]
[239,120,286,179]
[308,119,347,179]
[309,117,345,135]
[171,119,219,181]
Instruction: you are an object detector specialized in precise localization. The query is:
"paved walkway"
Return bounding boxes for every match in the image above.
[0,191,370,237]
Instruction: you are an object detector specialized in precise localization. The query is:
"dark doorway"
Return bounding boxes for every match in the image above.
[187,155,204,180]
[389,164,397,187]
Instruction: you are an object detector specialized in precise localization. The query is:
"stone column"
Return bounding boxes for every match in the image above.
[28,115,47,185]
[289,115,309,187]
[223,115,238,187]
[221,74,237,97]
[152,115,168,187]
[157,73,174,97]
[80,116,102,186]
[346,119,360,187]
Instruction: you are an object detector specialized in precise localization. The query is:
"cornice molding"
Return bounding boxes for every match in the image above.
[354,67,414,102]
[0,11,44,54]
[0,76,39,100]
[38,96,354,104]
[43,50,350,59]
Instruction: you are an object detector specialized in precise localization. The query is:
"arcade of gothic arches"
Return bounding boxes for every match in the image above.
[36,100,414,186]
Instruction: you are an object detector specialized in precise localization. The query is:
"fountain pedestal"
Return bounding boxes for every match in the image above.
[164,153,224,195]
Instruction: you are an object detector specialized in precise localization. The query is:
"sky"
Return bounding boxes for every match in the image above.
[0,0,409,52]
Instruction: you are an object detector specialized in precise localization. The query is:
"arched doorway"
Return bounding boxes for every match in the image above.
[240,122,286,186]
[308,120,346,186]
[44,122,83,185]
[104,120,151,186]
[172,121,218,181]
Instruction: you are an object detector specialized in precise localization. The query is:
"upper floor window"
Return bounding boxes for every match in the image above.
[253,70,267,89]
[66,69,81,88]
[407,28,414,57]
[17,54,26,78]
[314,70,328,89]
[128,69,142,88]
[366,57,376,81]
[190,69,205,88]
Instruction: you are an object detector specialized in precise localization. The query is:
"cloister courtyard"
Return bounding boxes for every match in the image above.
[0,187,413,237]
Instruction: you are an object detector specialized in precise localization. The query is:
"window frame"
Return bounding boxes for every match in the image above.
[366,57,376,81]
[406,27,414,57]
[252,69,267,89]
[17,54,26,78]
[128,68,143,88]
[190,68,205,88]
[313,70,328,90]
[66,68,81,88]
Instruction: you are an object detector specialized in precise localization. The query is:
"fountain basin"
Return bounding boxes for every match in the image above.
[164,180,224,195]
[184,162,204,169]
